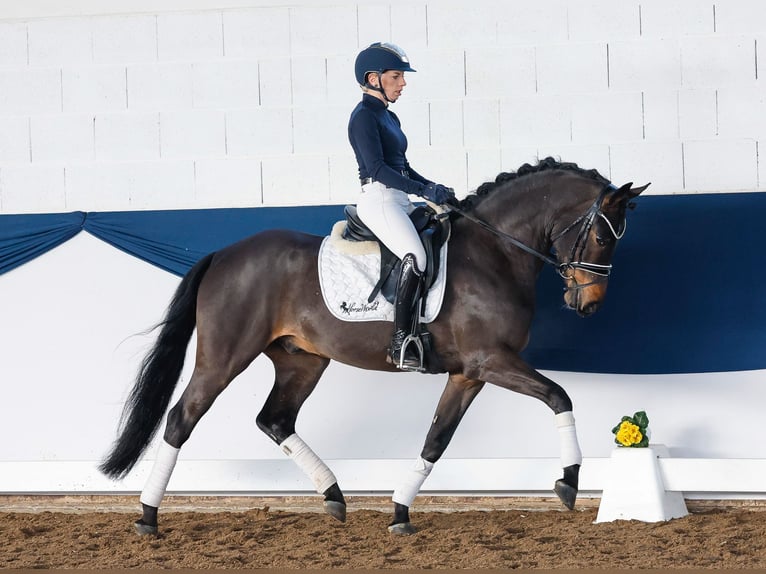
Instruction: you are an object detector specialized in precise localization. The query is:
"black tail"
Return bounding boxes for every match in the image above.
[99,253,216,479]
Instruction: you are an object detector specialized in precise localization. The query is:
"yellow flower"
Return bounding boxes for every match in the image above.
[616,421,643,446]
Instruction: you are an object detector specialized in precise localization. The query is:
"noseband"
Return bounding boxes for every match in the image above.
[451,184,624,292]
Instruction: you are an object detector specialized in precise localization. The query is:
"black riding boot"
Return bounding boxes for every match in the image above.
[389,253,425,372]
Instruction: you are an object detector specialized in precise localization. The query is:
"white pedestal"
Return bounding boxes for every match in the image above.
[595,444,688,523]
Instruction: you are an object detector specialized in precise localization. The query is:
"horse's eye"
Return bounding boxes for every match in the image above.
[596,235,609,246]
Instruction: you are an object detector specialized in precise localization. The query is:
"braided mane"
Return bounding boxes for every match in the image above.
[461,156,610,209]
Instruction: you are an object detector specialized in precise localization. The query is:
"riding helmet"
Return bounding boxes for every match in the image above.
[354,42,416,87]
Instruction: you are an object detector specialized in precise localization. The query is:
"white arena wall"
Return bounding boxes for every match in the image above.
[0,0,764,500]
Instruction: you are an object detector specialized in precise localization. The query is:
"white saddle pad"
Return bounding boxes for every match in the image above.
[318,222,448,323]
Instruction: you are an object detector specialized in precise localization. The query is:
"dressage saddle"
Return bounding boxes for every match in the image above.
[341,204,451,306]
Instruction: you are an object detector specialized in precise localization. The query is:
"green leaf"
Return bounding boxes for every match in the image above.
[633,411,649,428]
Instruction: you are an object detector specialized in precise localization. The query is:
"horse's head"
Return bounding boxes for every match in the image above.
[551,180,649,317]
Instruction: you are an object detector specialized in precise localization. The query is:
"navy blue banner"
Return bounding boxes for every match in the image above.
[1,194,763,374]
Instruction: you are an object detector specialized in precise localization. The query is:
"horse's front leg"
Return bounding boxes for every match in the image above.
[469,354,582,511]
[389,374,485,535]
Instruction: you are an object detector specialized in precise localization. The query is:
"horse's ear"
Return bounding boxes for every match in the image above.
[604,182,650,209]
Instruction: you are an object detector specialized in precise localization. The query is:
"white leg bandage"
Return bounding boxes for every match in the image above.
[555,411,583,468]
[392,456,435,507]
[280,434,337,494]
[140,440,180,508]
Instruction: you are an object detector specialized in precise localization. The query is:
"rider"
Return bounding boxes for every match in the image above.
[348,42,457,371]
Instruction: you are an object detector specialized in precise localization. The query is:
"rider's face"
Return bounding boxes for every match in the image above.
[371,70,407,103]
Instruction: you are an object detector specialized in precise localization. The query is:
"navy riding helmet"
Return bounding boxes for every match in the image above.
[354,42,416,88]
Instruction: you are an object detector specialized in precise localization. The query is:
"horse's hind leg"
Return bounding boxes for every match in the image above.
[389,374,485,535]
[135,363,242,535]
[256,345,346,521]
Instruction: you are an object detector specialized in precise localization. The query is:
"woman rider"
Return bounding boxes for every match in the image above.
[348,42,457,371]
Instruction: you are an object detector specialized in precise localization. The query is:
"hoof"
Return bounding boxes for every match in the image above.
[134,519,158,536]
[554,478,577,510]
[323,500,347,523]
[387,522,416,535]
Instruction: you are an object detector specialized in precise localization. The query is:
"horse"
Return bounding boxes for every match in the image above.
[99,157,648,536]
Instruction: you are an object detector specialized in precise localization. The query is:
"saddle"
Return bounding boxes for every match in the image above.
[341,204,451,306]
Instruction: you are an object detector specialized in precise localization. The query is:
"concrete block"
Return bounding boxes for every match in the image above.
[463,98,500,148]
[683,138,758,192]
[0,117,30,164]
[639,0,714,39]
[571,92,644,144]
[194,158,262,208]
[643,91,680,140]
[609,39,681,91]
[411,50,465,99]
[63,66,127,113]
[499,146,540,173]
[500,95,572,146]
[92,14,157,64]
[496,2,569,45]
[329,152,361,205]
[596,445,688,523]
[258,58,292,107]
[681,36,755,88]
[428,100,464,148]
[226,107,293,157]
[0,68,61,114]
[466,147,502,193]
[535,144,611,179]
[568,0,641,41]
[192,60,260,108]
[326,54,359,110]
[66,161,194,211]
[293,105,348,154]
[31,114,94,162]
[715,1,766,35]
[427,2,498,49]
[717,86,766,138]
[0,166,66,214]
[678,89,716,139]
[160,110,225,159]
[0,22,28,67]
[610,141,683,194]
[261,155,330,206]
[465,46,537,98]
[290,5,357,56]
[390,4,428,51]
[28,17,92,66]
[127,62,193,111]
[536,42,608,95]
[388,100,430,159]
[406,147,466,191]
[223,7,291,59]
[357,5,391,49]
[95,112,159,161]
[157,12,223,62]
[291,56,328,106]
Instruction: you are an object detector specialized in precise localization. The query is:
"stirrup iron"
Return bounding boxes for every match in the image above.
[398,333,425,372]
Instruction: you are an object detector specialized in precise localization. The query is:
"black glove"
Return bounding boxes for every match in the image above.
[421,183,456,205]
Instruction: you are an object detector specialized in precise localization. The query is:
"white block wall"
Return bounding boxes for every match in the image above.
[1,0,766,214]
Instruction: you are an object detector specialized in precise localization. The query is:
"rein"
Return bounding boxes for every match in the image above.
[449,185,619,290]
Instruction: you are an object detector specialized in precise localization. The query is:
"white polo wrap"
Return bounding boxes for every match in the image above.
[555,411,583,468]
[392,456,435,507]
[280,434,337,494]
[140,440,180,508]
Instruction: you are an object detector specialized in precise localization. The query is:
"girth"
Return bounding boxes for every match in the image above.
[341,204,450,305]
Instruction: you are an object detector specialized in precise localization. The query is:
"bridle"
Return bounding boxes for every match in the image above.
[449,184,625,291]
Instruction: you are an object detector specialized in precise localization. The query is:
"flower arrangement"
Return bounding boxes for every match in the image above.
[612,410,650,448]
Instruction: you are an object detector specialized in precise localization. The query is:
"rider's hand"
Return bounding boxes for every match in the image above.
[422,183,457,206]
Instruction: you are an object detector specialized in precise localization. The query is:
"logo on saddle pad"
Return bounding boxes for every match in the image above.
[318,222,447,323]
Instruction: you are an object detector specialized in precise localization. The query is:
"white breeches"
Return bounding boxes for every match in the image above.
[356,181,427,272]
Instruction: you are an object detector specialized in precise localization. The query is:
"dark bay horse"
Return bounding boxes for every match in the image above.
[100,158,648,535]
